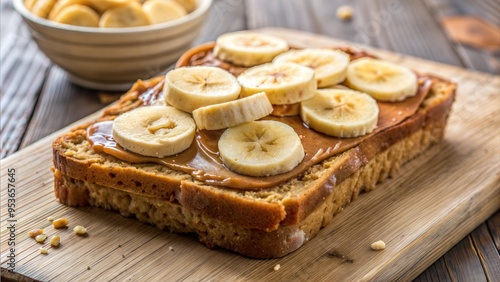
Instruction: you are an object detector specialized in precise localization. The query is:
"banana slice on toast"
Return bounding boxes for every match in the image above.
[214,31,289,67]
[164,66,241,113]
[273,48,350,88]
[218,120,305,177]
[112,106,195,157]
[238,62,317,105]
[193,92,273,130]
[346,57,418,102]
[301,89,379,138]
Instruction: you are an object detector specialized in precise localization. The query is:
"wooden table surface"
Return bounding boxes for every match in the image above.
[1,0,499,281]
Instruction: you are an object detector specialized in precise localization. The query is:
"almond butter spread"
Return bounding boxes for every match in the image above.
[87,77,431,190]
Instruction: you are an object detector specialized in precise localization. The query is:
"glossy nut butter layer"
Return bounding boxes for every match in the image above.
[87,75,432,190]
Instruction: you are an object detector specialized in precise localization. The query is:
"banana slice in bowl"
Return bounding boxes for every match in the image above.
[218,120,305,177]
[29,0,58,18]
[345,57,418,102]
[52,4,100,27]
[193,92,273,130]
[213,31,289,67]
[301,89,379,138]
[164,66,241,113]
[238,62,317,105]
[99,2,151,27]
[88,0,138,14]
[112,106,196,157]
[48,0,91,20]
[273,48,350,88]
[142,0,187,24]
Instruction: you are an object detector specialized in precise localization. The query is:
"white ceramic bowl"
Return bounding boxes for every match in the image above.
[14,0,212,90]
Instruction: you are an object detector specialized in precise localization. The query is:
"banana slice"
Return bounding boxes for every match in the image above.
[164,66,241,113]
[218,120,305,177]
[48,0,91,20]
[172,0,196,13]
[300,89,379,138]
[99,2,151,27]
[53,5,100,27]
[345,57,418,102]
[88,0,138,14]
[142,0,186,24]
[273,48,350,88]
[213,31,289,67]
[30,0,57,18]
[112,106,195,157]
[238,62,317,105]
[25,0,36,10]
[193,92,273,130]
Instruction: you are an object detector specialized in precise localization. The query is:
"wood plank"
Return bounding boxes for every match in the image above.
[245,0,377,45]
[193,0,247,44]
[20,66,109,148]
[1,29,499,281]
[413,258,452,282]
[486,211,500,251]
[0,6,50,158]
[470,221,500,281]
[443,236,488,282]
[246,0,465,67]
[424,0,500,74]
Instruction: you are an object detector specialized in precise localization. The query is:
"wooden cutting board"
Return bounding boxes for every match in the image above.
[1,28,499,282]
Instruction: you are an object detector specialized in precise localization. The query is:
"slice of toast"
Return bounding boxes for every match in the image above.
[52,45,456,258]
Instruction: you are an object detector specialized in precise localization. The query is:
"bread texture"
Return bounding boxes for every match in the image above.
[52,53,456,258]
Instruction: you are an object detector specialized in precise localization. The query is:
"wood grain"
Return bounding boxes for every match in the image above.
[471,222,500,281]
[20,66,109,148]
[1,29,499,282]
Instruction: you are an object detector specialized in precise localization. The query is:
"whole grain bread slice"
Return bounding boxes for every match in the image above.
[52,73,455,258]
[51,40,456,256]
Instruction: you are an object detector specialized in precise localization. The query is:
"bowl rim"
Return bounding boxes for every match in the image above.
[13,0,212,34]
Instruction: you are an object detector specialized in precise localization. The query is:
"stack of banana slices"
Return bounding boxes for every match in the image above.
[111,31,419,177]
[25,0,195,27]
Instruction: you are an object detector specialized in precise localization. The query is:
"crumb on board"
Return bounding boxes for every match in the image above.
[169,246,174,251]
[53,217,69,229]
[336,5,353,21]
[47,216,55,222]
[28,229,44,238]
[50,235,61,247]
[273,264,281,271]
[87,266,91,270]
[371,240,386,251]
[35,234,47,243]
[74,225,88,235]
[39,247,48,255]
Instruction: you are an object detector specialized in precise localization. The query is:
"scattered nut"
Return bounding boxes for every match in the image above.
[53,217,68,229]
[50,235,61,247]
[336,5,353,21]
[73,225,88,235]
[371,240,386,251]
[273,264,281,271]
[47,216,55,222]
[39,247,48,255]
[35,234,47,243]
[28,229,44,238]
